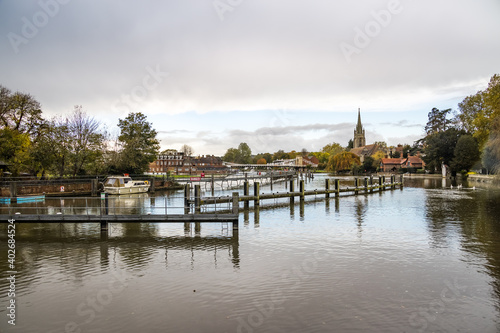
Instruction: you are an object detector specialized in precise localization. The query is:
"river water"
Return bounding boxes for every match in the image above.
[1,175,500,332]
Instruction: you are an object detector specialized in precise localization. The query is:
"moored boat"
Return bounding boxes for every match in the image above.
[103,176,150,195]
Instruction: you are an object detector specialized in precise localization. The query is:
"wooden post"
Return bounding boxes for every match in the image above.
[290,179,295,204]
[194,184,201,213]
[354,178,359,195]
[370,175,374,193]
[104,192,109,215]
[232,192,239,214]
[9,182,17,198]
[400,174,404,189]
[149,178,155,193]
[100,220,108,232]
[299,180,305,201]
[335,179,340,197]
[184,184,190,214]
[211,174,215,196]
[391,175,395,189]
[270,172,273,191]
[364,178,368,193]
[382,176,386,191]
[254,182,260,206]
[243,181,249,210]
[91,179,98,196]
[325,179,330,198]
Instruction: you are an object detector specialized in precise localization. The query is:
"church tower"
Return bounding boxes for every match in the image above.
[353,108,366,148]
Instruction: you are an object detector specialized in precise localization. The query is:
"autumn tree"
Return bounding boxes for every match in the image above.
[0,85,45,175]
[455,74,500,148]
[321,142,344,156]
[327,151,360,173]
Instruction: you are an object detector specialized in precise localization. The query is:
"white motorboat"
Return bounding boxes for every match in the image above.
[103,176,150,195]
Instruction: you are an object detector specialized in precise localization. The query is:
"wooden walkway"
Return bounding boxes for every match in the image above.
[1,175,403,233]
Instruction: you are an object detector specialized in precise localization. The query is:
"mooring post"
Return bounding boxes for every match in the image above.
[325,179,330,198]
[194,184,201,213]
[270,172,273,191]
[211,174,215,196]
[364,178,369,193]
[290,179,295,204]
[104,192,109,215]
[391,175,395,189]
[400,174,404,189]
[370,175,374,193]
[9,182,17,198]
[149,178,155,193]
[184,184,190,214]
[232,191,239,216]
[91,179,98,196]
[354,178,359,195]
[100,220,108,232]
[382,176,386,191]
[299,180,305,201]
[254,182,260,206]
[243,181,249,210]
[335,179,340,197]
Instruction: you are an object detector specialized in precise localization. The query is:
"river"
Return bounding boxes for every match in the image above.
[1,175,500,332]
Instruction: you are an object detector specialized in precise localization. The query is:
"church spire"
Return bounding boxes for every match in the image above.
[353,108,366,149]
[356,107,363,133]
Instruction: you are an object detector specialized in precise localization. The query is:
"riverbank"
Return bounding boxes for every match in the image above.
[468,174,500,184]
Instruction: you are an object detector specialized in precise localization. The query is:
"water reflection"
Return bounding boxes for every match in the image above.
[2,176,500,332]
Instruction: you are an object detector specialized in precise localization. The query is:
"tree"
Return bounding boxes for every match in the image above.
[374,141,388,149]
[425,108,452,135]
[371,150,386,170]
[0,86,44,137]
[482,116,500,174]
[362,156,377,173]
[223,143,252,164]
[273,149,289,160]
[321,142,344,156]
[180,144,194,157]
[223,148,239,163]
[402,144,412,158]
[117,112,160,174]
[451,135,480,173]
[301,148,308,156]
[0,128,31,176]
[67,106,104,176]
[346,139,354,150]
[423,128,465,173]
[327,151,360,173]
[237,142,252,164]
[454,74,500,149]
[0,85,45,175]
[256,158,267,164]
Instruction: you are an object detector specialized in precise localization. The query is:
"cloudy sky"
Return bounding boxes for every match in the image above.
[1,0,499,155]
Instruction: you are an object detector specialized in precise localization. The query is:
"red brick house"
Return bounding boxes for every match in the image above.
[380,155,425,172]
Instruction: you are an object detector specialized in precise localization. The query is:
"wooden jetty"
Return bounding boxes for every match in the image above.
[189,175,404,212]
[1,175,402,233]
